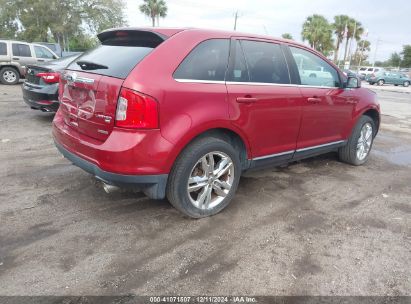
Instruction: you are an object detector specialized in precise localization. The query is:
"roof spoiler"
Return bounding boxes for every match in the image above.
[97,29,168,47]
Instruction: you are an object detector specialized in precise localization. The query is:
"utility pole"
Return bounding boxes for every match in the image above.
[373,38,381,67]
[347,21,357,69]
[358,39,366,68]
[234,11,239,31]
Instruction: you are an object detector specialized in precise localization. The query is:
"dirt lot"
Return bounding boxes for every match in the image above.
[0,84,410,296]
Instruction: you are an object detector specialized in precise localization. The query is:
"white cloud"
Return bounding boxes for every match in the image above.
[125,0,411,61]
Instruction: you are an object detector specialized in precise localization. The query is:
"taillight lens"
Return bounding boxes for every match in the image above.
[115,88,159,129]
[371,73,375,78]
[36,72,60,84]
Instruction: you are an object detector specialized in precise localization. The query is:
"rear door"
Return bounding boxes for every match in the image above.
[11,42,36,68]
[60,30,165,141]
[226,39,303,160]
[33,45,57,63]
[286,46,357,149]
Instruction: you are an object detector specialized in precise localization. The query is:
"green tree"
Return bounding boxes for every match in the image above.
[301,14,334,56]
[332,14,350,62]
[389,52,401,67]
[139,0,168,27]
[0,0,127,51]
[281,33,293,40]
[351,39,371,66]
[401,45,411,67]
[342,18,364,62]
[0,0,19,39]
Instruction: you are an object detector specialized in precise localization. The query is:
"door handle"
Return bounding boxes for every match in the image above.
[236,96,258,103]
[307,97,321,104]
[12,57,19,60]
[37,59,45,62]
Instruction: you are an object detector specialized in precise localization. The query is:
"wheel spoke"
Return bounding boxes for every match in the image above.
[196,185,209,207]
[212,183,227,197]
[214,179,231,191]
[207,153,215,174]
[203,186,213,209]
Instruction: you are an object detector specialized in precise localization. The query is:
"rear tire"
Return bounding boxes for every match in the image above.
[404,81,410,87]
[338,116,376,166]
[0,67,20,85]
[377,79,385,86]
[166,136,241,218]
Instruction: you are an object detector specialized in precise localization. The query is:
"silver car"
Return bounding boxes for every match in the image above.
[0,40,59,85]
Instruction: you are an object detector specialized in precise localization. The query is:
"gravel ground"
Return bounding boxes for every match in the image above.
[0,84,410,296]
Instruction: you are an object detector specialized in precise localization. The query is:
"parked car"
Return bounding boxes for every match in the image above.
[358,67,382,80]
[34,42,62,57]
[368,71,411,87]
[52,28,380,218]
[0,40,59,85]
[22,54,80,112]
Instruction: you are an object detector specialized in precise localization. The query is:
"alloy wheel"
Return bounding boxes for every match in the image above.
[356,122,373,161]
[3,70,17,83]
[187,151,234,210]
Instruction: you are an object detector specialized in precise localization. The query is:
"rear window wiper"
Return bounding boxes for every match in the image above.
[76,60,108,70]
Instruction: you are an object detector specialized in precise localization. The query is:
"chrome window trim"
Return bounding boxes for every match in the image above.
[174,79,225,84]
[174,78,338,89]
[251,140,345,161]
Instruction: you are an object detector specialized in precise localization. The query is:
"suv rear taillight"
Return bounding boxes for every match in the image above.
[115,88,159,129]
[370,73,375,78]
[36,72,60,84]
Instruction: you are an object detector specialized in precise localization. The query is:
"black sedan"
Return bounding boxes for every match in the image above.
[22,54,80,112]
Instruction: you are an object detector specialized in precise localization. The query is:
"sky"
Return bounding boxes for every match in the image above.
[125,0,411,63]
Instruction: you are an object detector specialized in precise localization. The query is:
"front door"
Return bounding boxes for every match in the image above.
[287,46,357,150]
[226,39,303,161]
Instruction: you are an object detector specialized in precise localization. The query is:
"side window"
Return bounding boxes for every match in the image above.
[34,46,54,59]
[173,39,230,81]
[12,43,32,57]
[228,40,249,82]
[240,40,290,84]
[289,47,340,87]
[0,42,7,56]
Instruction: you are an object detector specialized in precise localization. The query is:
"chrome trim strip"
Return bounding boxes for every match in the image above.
[295,140,345,152]
[251,140,345,161]
[174,78,338,89]
[175,79,225,84]
[74,77,95,84]
[252,150,294,161]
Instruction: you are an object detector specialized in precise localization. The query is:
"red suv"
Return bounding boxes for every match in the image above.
[52,28,380,218]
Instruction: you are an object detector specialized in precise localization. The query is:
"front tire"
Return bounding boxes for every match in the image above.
[0,67,20,85]
[377,79,385,86]
[338,116,376,166]
[166,136,241,218]
[404,81,410,87]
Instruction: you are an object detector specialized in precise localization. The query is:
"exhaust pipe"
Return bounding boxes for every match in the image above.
[102,182,120,194]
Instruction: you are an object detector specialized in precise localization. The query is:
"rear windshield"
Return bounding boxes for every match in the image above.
[67,44,154,79]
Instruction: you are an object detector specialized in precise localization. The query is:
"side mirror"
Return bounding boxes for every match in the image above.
[346,76,361,89]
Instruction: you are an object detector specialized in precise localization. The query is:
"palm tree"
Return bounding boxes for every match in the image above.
[342,18,364,62]
[139,0,168,27]
[301,15,334,56]
[332,15,350,63]
[281,33,293,40]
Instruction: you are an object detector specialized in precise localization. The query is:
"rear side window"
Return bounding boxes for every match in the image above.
[12,43,32,57]
[34,46,54,59]
[290,46,340,87]
[0,42,7,55]
[229,40,290,84]
[173,39,230,81]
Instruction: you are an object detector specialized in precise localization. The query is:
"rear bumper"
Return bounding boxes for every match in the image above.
[22,82,59,112]
[55,140,168,199]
